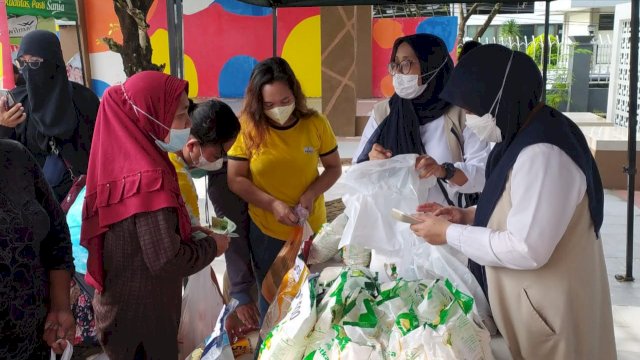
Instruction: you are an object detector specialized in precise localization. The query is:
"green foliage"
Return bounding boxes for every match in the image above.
[527,34,559,67]
[500,19,521,41]
[545,82,568,109]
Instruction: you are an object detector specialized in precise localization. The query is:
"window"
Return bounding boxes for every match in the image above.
[599,14,614,31]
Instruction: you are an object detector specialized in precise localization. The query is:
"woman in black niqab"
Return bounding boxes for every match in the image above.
[0,30,99,201]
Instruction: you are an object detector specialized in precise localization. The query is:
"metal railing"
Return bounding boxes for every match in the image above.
[468,35,612,86]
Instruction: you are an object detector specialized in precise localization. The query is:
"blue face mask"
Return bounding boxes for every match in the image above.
[154,128,190,153]
[121,83,191,153]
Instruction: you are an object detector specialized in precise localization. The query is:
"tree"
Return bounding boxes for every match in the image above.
[500,19,521,41]
[456,3,503,46]
[101,0,165,77]
[456,3,479,48]
[473,3,502,41]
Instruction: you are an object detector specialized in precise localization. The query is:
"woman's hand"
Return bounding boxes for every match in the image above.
[415,155,444,179]
[43,309,75,354]
[271,200,299,226]
[369,143,392,160]
[417,202,444,214]
[213,234,230,256]
[417,203,474,225]
[0,100,26,128]
[410,213,451,245]
[193,226,230,256]
[298,191,315,216]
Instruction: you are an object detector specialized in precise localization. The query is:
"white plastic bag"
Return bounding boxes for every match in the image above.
[178,265,225,359]
[308,214,348,265]
[50,341,73,360]
[332,154,435,253]
[199,300,239,360]
[332,155,494,333]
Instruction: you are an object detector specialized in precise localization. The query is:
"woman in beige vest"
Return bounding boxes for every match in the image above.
[353,34,490,208]
[410,44,616,359]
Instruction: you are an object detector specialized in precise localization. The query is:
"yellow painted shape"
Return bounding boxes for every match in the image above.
[281,15,321,97]
[150,29,199,97]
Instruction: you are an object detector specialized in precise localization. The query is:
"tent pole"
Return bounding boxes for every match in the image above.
[176,0,184,79]
[541,0,550,101]
[617,0,639,283]
[166,0,177,77]
[272,6,278,57]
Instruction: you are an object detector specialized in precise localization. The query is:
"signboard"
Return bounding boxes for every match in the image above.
[8,15,38,37]
[6,0,78,21]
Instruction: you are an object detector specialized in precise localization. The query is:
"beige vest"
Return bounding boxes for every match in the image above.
[486,175,616,360]
[372,100,466,163]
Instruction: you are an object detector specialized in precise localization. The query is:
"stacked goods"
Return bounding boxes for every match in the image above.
[259,267,494,360]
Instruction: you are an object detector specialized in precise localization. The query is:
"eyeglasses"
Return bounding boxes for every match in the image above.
[16,58,43,70]
[388,59,415,76]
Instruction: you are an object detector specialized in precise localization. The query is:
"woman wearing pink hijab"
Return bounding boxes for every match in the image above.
[81,71,229,359]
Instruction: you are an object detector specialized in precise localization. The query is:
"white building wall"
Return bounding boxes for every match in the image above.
[607,2,632,126]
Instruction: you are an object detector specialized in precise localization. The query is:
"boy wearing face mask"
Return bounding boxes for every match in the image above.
[227,57,342,327]
[169,100,240,226]
[354,34,491,209]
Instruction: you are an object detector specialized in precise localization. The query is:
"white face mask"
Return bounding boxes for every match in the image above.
[465,52,515,144]
[121,83,190,152]
[265,103,295,126]
[190,145,224,171]
[393,59,448,100]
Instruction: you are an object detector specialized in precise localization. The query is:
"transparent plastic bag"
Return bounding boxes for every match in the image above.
[178,266,225,359]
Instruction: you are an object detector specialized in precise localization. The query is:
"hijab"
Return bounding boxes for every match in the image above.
[357,34,454,163]
[440,44,604,296]
[81,71,191,292]
[10,30,99,176]
[15,30,76,141]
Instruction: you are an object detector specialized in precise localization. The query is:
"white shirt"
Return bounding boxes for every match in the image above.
[446,143,588,270]
[353,112,491,206]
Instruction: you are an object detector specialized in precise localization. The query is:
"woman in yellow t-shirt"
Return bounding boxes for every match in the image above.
[227,57,342,324]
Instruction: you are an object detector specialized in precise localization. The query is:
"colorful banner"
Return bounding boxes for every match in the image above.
[86,0,321,98]
[6,0,77,21]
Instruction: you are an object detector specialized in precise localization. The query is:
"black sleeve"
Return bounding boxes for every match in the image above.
[0,125,15,139]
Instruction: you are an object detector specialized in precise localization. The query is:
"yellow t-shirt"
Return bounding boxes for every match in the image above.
[169,153,201,226]
[228,113,338,241]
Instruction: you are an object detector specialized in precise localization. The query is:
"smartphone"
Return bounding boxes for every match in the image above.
[0,89,16,110]
[391,208,421,225]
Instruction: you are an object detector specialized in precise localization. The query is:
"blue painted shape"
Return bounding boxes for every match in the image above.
[91,79,110,98]
[416,17,458,53]
[219,55,259,98]
[215,0,272,17]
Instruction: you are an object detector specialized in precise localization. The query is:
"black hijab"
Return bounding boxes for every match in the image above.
[6,30,99,178]
[357,34,453,163]
[440,44,604,297]
[15,30,77,143]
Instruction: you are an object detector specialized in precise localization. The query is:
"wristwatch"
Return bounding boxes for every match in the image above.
[439,162,456,181]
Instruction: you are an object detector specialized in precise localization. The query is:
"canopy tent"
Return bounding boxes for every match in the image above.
[239,0,537,6]
[170,0,636,281]
[6,0,78,21]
